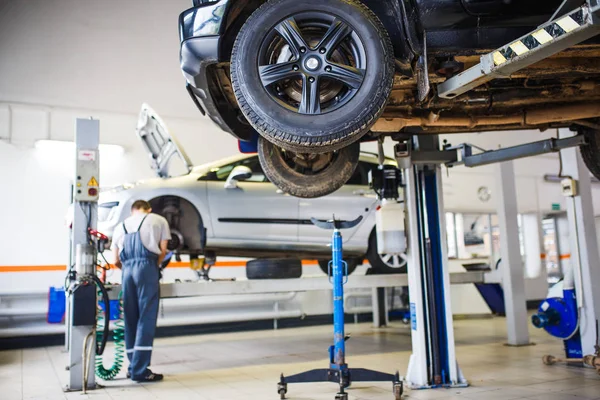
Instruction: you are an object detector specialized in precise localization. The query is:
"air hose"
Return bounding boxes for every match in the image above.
[94,286,125,380]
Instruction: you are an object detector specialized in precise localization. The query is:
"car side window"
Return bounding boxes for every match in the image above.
[201,156,268,183]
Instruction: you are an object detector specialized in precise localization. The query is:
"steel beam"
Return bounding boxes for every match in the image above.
[108,272,484,299]
[462,136,586,168]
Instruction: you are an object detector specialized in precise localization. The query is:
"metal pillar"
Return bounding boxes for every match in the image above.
[67,118,99,391]
[495,161,530,346]
[404,136,466,388]
[559,128,600,356]
[371,288,389,328]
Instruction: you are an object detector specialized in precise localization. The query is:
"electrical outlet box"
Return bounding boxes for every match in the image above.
[74,148,99,202]
[561,178,578,197]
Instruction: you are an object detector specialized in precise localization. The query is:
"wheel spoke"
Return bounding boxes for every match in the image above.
[275,18,308,59]
[323,62,365,89]
[381,254,392,263]
[298,76,321,115]
[317,18,353,57]
[392,255,400,268]
[259,62,300,86]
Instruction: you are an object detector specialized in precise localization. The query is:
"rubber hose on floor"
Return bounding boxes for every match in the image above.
[95,290,125,380]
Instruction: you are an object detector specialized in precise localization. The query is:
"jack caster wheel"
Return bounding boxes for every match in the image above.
[543,355,557,365]
[278,378,287,399]
[394,381,404,399]
[335,393,348,400]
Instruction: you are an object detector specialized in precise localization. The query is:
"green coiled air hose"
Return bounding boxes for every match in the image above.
[95,289,125,380]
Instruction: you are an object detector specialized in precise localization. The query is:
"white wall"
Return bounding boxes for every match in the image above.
[0,0,198,119]
[0,103,236,268]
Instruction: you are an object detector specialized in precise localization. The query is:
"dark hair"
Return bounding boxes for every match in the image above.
[131,200,151,211]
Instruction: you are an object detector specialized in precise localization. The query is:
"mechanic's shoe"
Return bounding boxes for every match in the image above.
[133,371,164,382]
[126,372,131,379]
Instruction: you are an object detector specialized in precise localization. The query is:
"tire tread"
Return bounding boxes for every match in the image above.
[230,0,395,152]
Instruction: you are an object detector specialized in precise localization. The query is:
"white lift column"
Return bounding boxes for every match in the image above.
[66,119,100,391]
[495,161,530,346]
[559,128,600,356]
[404,136,466,388]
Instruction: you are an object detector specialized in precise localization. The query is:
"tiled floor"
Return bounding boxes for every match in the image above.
[1,317,599,399]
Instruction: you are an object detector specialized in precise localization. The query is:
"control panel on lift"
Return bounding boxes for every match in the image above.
[74,148,99,202]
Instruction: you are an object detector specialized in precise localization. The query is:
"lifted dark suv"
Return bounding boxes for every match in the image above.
[179,0,600,198]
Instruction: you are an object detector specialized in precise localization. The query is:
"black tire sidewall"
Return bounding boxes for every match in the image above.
[579,126,600,180]
[246,258,303,279]
[232,0,393,150]
[258,136,360,198]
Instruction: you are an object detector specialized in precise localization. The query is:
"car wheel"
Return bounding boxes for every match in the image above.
[230,0,394,153]
[317,258,360,276]
[579,125,600,180]
[258,136,359,198]
[366,230,408,274]
[246,258,303,279]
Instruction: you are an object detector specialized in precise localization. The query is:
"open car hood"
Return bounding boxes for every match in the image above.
[137,103,193,178]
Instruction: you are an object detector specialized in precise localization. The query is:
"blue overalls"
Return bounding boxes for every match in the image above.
[120,215,160,380]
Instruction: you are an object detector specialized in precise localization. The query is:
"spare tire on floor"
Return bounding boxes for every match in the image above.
[246,258,303,280]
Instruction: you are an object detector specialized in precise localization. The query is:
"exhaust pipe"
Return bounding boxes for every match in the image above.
[372,103,600,132]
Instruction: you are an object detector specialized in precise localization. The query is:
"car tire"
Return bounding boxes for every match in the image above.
[366,230,408,274]
[246,258,303,280]
[230,0,394,153]
[258,136,359,198]
[317,258,360,276]
[579,126,600,181]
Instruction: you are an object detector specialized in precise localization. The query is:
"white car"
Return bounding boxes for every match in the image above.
[98,105,405,275]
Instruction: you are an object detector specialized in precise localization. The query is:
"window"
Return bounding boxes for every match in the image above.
[446,212,457,258]
[199,156,268,182]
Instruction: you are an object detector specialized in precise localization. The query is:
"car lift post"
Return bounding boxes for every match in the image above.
[400,135,467,389]
[65,119,100,391]
[559,128,600,358]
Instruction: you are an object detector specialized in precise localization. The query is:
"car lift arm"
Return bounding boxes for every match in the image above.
[438,0,600,99]
[403,134,587,169]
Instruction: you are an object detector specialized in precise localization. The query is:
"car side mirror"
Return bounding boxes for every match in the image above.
[224,166,253,189]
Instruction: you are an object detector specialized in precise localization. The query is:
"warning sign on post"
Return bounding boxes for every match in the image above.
[88,177,98,187]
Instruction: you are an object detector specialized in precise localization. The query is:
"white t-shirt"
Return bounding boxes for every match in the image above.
[111,213,171,256]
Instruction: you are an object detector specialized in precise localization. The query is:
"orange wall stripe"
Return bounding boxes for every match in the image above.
[0,265,67,272]
[0,260,322,273]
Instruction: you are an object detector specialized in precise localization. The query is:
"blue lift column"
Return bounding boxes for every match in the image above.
[402,136,467,389]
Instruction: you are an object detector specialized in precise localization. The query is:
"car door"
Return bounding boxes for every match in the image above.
[298,159,377,244]
[205,155,299,242]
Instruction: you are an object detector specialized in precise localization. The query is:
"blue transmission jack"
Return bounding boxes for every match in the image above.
[532,288,582,359]
[278,215,403,400]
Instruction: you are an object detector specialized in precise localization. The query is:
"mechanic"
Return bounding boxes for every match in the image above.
[111,200,171,382]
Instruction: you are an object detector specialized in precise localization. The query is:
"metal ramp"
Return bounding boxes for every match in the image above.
[438,0,600,99]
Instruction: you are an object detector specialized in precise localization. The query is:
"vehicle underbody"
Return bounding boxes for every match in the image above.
[208,44,600,139]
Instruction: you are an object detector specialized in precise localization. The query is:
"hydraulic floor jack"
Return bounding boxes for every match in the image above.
[278,216,403,400]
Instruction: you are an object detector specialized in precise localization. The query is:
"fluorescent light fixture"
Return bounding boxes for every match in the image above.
[34,139,125,155]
